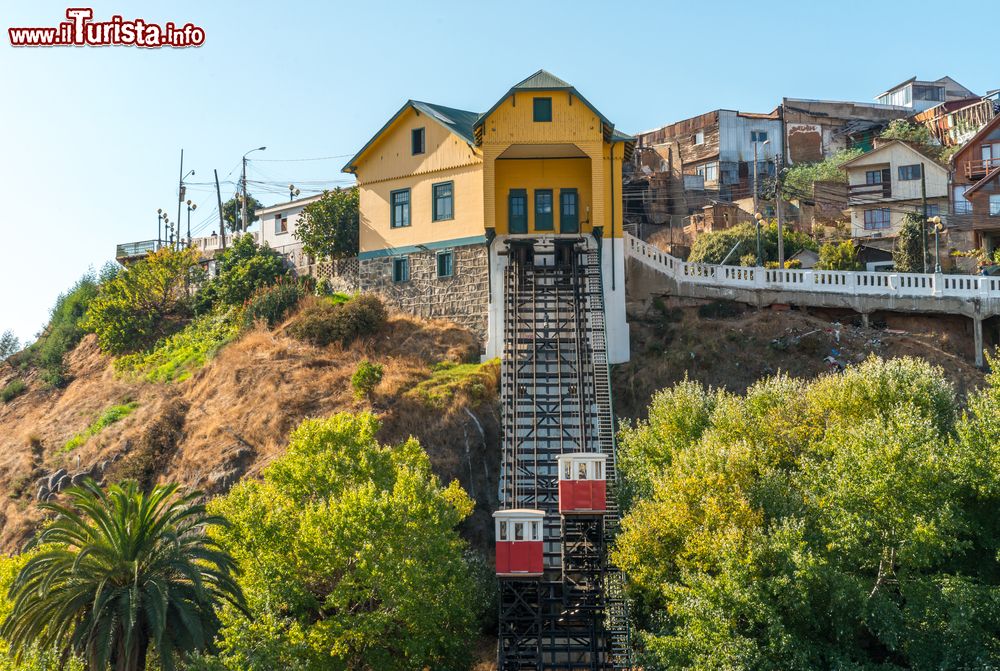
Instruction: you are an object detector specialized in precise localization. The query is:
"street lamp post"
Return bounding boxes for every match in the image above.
[157,209,164,249]
[929,215,944,273]
[288,184,300,201]
[186,199,198,248]
[242,146,267,232]
[754,212,764,267]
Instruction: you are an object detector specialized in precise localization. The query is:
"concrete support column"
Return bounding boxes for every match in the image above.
[861,312,870,329]
[974,316,985,369]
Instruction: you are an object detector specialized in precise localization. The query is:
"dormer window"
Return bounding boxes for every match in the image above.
[533,97,552,122]
[411,127,425,155]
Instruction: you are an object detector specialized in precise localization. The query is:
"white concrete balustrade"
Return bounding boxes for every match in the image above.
[625,233,1000,301]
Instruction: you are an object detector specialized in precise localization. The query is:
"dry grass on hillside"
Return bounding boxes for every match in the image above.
[0,306,499,553]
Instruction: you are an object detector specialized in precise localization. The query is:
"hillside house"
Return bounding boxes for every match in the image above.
[254,193,323,269]
[875,76,977,112]
[342,70,634,363]
[781,98,910,163]
[841,140,948,239]
[949,114,1000,254]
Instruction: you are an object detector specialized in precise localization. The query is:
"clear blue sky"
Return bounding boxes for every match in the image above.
[1,0,998,342]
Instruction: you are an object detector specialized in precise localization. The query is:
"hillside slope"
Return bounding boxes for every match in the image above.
[0,311,501,554]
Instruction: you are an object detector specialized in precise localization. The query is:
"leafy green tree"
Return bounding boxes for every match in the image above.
[350,359,383,399]
[0,331,19,368]
[688,221,817,265]
[893,213,927,273]
[613,358,1000,670]
[222,195,263,234]
[294,187,360,260]
[211,234,287,307]
[814,240,862,270]
[82,247,201,354]
[205,412,482,671]
[1,480,245,671]
[879,119,935,147]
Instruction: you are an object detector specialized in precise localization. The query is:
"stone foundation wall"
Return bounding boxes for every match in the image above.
[359,244,489,343]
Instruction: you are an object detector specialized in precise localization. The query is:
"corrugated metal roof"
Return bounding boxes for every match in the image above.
[342,99,480,173]
[511,69,572,90]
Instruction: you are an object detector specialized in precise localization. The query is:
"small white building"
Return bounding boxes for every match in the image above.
[876,76,977,113]
[841,140,948,239]
[254,194,323,256]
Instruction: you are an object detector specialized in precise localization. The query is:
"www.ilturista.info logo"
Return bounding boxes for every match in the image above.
[8,8,205,48]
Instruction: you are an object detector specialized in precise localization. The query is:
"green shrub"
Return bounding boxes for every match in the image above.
[407,359,499,409]
[815,240,862,270]
[213,234,288,306]
[82,247,201,354]
[689,221,818,266]
[20,270,104,386]
[62,401,138,452]
[115,310,240,383]
[288,294,387,347]
[1,380,27,403]
[242,279,304,329]
[351,359,384,399]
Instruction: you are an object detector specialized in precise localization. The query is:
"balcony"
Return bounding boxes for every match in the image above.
[115,239,161,261]
[964,158,1000,179]
[848,182,892,204]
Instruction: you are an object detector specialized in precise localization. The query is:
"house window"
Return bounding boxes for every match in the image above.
[694,131,705,145]
[411,128,425,155]
[559,189,579,233]
[509,189,527,233]
[392,257,409,283]
[863,208,891,230]
[436,251,454,278]
[865,170,885,185]
[751,130,768,143]
[534,189,554,230]
[697,162,719,182]
[898,164,922,181]
[533,97,552,122]
[432,181,454,221]
[390,189,410,228]
[274,214,288,235]
[926,204,940,217]
[954,185,972,214]
[991,194,1000,217]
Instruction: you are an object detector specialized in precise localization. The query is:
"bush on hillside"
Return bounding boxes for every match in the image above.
[212,234,288,307]
[203,412,483,670]
[688,221,817,265]
[1,380,27,403]
[894,213,928,273]
[83,247,200,354]
[815,240,862,270]
[782,147,864,200]
[351,359,383,399]
[241,279,304,329]
[614,357,1000,670]
[288,294,387,347]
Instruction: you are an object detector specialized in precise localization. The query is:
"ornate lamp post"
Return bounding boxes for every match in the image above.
[754,212,764,267]
[288,184,300,201]
[929,215,944,273]
[186,199,197,247]
[157,208,164,248]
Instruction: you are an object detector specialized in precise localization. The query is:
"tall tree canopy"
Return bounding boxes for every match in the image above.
[201,412,485,671]
[294,187,360,261]
[614,357,1000,670]
[0,481,245,671]
[222,195,263,234]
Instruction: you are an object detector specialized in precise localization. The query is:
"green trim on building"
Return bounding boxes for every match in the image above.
[357,235,489,260]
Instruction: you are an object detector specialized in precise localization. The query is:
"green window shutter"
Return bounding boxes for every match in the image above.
[509,189,527,234]
[535,189,553,231]
[390,189,410,228]
[433,182,454,221]
[533,97,552,122]
[559,189,578,233]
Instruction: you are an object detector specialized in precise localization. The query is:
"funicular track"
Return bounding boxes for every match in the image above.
[497,237,633,671]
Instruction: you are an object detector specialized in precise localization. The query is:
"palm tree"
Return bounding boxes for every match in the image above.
[1,479,246,671]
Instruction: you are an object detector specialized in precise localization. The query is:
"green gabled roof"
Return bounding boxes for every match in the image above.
[473,69,614,136]
[512,69,573,90]
[342,99,480,173]
[611,129,636,142]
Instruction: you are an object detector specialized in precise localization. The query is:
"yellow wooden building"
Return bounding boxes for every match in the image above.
[343,70,634,362]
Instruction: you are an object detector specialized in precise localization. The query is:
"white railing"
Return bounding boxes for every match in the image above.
[190,231,261,254]
[624,232,1000,302]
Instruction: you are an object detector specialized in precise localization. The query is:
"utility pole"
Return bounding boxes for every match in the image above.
[920,164,928,273]
[775,154,785,268]
[214,169,226,250]
[752,141,759,216]
[241,155,248,234]
[177,149,184,250]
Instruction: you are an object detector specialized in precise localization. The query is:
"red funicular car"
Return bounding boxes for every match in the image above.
[494,509,545,577]
[557,453,607,514]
